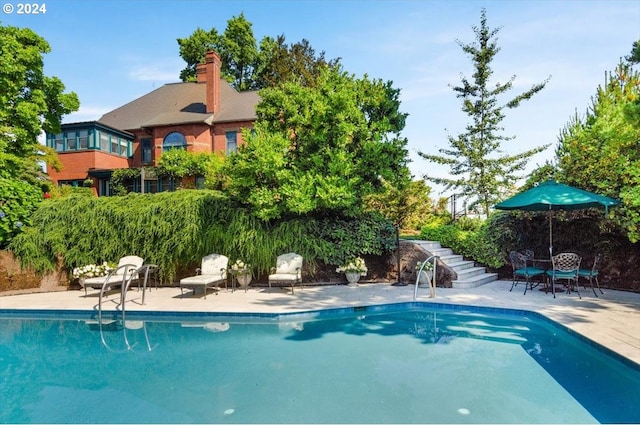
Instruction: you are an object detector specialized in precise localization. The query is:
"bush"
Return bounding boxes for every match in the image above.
[9,190,397,283]
[0,177,42,249]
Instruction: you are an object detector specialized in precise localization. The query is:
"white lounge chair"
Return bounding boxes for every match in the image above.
[268,253,303,294]
[81,255,144,296]
[180,254,228,299]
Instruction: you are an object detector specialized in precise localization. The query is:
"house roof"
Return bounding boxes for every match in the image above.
[98,80,259,131]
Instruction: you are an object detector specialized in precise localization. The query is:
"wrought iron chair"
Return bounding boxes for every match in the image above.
[81,255,144,296]
[268,253,303,294]
[508,251,545,295]
[578,254,603,297]
[180,254,228,299]
[546,252,582,299]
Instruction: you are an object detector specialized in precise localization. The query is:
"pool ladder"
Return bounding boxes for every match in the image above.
[413,255,438,300]
[96,264,157,351]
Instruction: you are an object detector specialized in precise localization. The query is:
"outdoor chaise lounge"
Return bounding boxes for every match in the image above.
[268,252,303,294]
[81,255,144,296]
[179,254,228,299]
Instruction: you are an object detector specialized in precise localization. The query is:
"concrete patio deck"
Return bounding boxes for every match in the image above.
[1,279,639,366]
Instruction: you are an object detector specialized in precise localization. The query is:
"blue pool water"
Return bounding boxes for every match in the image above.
[1,303,638,424]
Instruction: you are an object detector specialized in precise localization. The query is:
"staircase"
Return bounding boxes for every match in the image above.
[410,240,498,289]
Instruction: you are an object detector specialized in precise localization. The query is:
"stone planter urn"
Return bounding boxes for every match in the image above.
[236,273,252,288]
[345,272,361,286]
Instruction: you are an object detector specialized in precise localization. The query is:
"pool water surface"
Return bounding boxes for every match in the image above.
[0,304,638,423]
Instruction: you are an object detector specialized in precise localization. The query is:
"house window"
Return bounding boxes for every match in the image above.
[111,135,119,154]
[163,132,186,152]
[100,132,109,151]
[226,131,237,153]
[141,138,152,163]
[120,139,128,157]
[78,130,88,149]
[66,131,77,150]
[54,133,64,151]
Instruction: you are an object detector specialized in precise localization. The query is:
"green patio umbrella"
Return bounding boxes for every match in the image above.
[494,179,620,258]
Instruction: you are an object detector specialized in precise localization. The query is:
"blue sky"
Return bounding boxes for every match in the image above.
[3,0,639,196]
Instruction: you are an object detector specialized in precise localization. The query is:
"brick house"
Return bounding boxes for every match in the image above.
[45,52,259,196]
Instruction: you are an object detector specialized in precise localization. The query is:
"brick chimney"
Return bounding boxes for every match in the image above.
[196,51,221,114]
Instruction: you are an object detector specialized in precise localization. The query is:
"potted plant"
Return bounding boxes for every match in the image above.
[71,262,113,287]
[230,259,252,288]
[336,257,368,286]
[415,260,434,287]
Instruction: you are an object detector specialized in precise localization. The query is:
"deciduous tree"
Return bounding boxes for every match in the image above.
[227,67,410,220]
[0,23,79,247]
[177,14,340,89]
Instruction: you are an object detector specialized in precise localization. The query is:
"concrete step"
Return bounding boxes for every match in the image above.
[438,254,464,264]
[452,272,499,289]
[445,260,476,271]
[406,239,498,289]
[455,266,489,280]
[429,248,453,257]
[411,240,442,251]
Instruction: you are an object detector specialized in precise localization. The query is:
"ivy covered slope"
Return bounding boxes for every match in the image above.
[9,190,396,283]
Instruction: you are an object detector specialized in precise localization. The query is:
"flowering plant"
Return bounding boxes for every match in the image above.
[336,257,367,275]
[230,259,251,272]
[415,260,434,271]
[72,262,113,279]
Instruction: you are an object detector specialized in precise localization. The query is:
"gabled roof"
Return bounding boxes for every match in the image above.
[98,80,259,131]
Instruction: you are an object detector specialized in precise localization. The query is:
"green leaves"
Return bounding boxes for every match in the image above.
[229,67,410,221]
[557,61,640,242]
[9,191,396,282]
[419,8,550,216]
[0,24,78,247]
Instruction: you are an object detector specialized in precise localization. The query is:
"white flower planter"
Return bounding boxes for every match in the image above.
[236,273,252,288]
[345,272,361,286]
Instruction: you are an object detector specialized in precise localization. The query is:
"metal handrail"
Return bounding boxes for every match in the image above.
[413,255,439,300]
[96,264,158,352]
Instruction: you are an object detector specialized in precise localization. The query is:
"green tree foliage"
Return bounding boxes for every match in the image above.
[626,40,640,64]
[0,178,41,247]
[218,13,258,91]
[364,178,434,231]
[254,35,341,88]
[177,14,340,89]
[178,13,257,89]
[0,23,79,247]
[418,9,549,216]
[227,66,410,220]
[177,27,219,82]
[556,62,640,242]
[0,24,79,167]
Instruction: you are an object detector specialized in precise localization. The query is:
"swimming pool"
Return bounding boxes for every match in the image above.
[1,303,638,423]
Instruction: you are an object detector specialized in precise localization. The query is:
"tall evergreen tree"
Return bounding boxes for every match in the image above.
[626,40,640,64]
[418,8,550,216]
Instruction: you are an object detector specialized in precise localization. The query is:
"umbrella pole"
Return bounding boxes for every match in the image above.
[549,209,556,299]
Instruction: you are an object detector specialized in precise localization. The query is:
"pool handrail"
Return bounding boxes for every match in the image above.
[414,255,438,300]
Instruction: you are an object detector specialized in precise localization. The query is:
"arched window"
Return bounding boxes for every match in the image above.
[162,131,187,152]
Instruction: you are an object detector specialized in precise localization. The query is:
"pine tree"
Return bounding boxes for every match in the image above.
[419,8,550,216]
